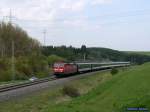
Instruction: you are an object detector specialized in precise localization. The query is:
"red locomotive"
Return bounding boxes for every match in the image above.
[53,62,78,76]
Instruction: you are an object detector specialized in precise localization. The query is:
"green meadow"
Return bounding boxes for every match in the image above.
[1,63,150,112]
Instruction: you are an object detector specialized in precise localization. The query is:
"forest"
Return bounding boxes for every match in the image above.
[42,46,150,64]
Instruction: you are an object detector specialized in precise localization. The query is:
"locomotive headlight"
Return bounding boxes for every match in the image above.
[59,68,64,72]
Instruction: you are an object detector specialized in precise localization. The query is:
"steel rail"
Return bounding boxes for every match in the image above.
[0,63,130,93]
[0,76,57,93]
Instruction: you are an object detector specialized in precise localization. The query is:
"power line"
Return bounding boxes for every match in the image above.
[0,9,16,23]
[0,8,150,32]
[0,9,150,26]
[13,9,150,22]
[9,9,12,23]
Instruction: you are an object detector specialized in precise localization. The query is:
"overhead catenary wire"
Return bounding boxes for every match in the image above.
[0,8,150,38]
[1,8,150,26]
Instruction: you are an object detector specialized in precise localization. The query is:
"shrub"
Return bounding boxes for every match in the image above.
[111,68,119,75]
[0,70,12,81]
[47,55,66,65]
[62,85,80,98]
[35,71,49,78]
[0,58,9,71]
[15,71,28,80]
[16,59,32,76]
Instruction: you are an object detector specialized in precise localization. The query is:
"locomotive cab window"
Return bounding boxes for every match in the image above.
[54,63,64,67]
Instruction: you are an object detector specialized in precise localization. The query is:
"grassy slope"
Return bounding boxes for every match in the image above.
[0,71,112,112]
[43,63,150,112]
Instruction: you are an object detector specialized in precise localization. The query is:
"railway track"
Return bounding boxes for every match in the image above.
[0,64,130,93]
[0,76,57,93]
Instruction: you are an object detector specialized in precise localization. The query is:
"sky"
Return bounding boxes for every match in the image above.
[0,0,150,51]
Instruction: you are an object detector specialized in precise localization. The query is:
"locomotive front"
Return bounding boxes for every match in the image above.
[53,62,78,77]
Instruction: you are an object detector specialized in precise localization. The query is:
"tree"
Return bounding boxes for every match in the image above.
[47,55,66,66]
[0,22,40,57]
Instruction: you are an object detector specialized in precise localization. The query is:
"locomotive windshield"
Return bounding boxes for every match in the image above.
[54,63,64,67]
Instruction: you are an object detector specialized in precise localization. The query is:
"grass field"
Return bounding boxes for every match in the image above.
[1,63,150,112]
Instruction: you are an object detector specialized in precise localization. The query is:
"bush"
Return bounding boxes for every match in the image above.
[0,55,50,82]
[15,71,28,80]
[111,68,119,75]
[0,70,12,81]
[16,57,32,76]
[0,58,9,71]
[35,71,49,78]
[62,85,80,98]
[47,55,66,65]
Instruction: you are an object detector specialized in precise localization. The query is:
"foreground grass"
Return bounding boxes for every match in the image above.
[1,63,150,112]
[43,63,150,112]
[0,70,113,112]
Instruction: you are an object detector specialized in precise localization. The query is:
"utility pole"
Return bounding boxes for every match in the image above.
[9,9,12,23]
[11,40,15,80]
[9,9,15,80]
[81,45,87,62]
[43,29,46,46]
[83,53,86,61]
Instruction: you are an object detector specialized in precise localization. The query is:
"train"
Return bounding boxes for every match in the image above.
[53,61,130,77]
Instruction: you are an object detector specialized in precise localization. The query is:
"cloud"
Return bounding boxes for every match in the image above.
[0,0,111,32]
[91,0,112,5]
[60,0,86,12]
[0,0,112,20]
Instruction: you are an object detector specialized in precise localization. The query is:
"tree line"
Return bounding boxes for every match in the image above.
[42,46,150,65]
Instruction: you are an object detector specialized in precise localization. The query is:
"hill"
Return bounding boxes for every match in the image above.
[126,51,150,56]
[87,47,127,61]
[43,46,150,64]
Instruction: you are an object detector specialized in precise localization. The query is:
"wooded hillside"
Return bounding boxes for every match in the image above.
[0,22,49,81]
[0,22,40,57]
[42,46,150,64]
